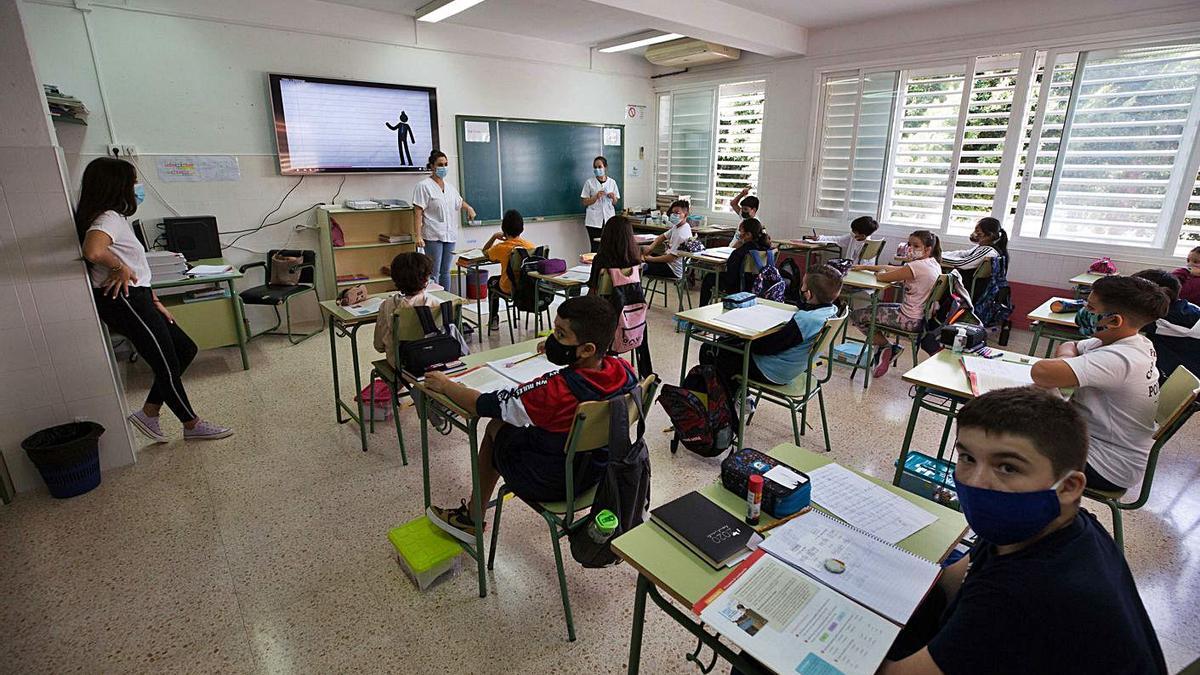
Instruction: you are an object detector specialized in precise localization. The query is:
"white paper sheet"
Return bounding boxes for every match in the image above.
[486,352,560,384]
[454,248,485,260]
[187,264,233,276]
[344,296,385,317]
[961,355,1034,396]
[568,264,592,273]
[712,305,797,333]
[703,246,736,260]
[451,366,515,394]
[558,270,592,282]
[805,464,937,544]
[464,121,491,143]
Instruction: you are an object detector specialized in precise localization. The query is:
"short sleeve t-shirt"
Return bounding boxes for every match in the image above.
[413,177,464,243]
[86,210,152,289]
[815,233,868,263]
[753,304,839,384]
[899,257,941,322]
[664,221,693,278]
[581,176,620,229]
[1064,335,1159,488]
[485,236,534,294]
[927,510,1166,675]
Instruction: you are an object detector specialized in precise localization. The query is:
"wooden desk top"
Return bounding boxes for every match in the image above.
[841,269,894,291]
[151,258,242,289]
[407,339,541,417]
[318,289,463,325]
[901,348,1038,399]
[779,239,839,251]
[527,270,588,287]
[1070,272,1108,287]
[675,298,797,340]
[1027,297,1080,328]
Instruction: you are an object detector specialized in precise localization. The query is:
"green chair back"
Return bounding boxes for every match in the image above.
[593,267,635,296]
[810,308,850,379]
[389,296,465,343]
[857,238,886,265]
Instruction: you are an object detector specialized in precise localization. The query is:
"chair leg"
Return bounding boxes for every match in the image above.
[788,400,801,446]
[800,395,809,436]
[367,373,377,434]
[282,294,321,345]
[1107,500,1124,553]
[390,380,407,466]
[544,513,576,642]
[910,337,919,367]
[487,488,507,570]
[817,388,832,452]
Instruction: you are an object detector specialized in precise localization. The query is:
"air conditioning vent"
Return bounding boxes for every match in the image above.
[645,39,741,67]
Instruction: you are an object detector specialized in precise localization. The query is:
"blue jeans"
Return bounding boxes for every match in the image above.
[425,240,455,289]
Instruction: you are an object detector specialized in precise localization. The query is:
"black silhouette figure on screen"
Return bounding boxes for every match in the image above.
[385,111,415,166]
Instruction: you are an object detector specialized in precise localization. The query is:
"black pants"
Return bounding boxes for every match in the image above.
[1085,463,1126,492]
[487,276,504,326]
[94,287,198,423]
[643,261,678,279]
[586,226,602,253]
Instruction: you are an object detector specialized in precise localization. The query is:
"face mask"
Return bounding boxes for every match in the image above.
[969,233,980,243]
[594,167,605,177]
[669,213,682,226]
[434,166,449,178]
[133,183,145,205]
[955,477,1065,545]
[740,210,751,219]
[908,247,926,260]
[544,334,581,366]
[1075,308,1115,337]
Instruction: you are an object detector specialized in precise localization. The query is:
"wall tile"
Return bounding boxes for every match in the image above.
[8,189,68,239]
[42,317,102,365]
[0,366,51,414]
[0,325,38,373]
[0,146,61,194]
[54,355,118,403]
[0,283,19,318]
[0,403,71,493]
[15,233,84,283]
[65,394,137,470]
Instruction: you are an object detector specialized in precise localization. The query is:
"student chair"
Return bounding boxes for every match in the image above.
[644,267,693,312]
[743,308,849,452]
[238,249,321,344]
[366,297,465,461]
[486,375,658,642]
[966,256,993,299]
[856,238,886,265]
[847,273,951,382]
[1084,365,1199,553]
[497,245,551,342]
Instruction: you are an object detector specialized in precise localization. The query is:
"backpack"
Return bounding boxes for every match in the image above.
[605,267,647,354]
[748,250,786,302]
[918,270,979,356]
[975,254,1013,328]
[398,303,467,375]
[678,237,705,254]
[510,246,553,314]
[657,364,734,458]
[568,391,651,568]
[779,257,804,305]
[1089,257,1118,275]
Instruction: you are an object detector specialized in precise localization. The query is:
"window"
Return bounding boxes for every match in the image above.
[655,80,766,213]
[813,38,1200,259]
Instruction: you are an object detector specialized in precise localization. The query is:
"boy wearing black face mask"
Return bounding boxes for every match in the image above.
[423,296,638,543]
[881,387,1165,675]
[1030,275,1169,493]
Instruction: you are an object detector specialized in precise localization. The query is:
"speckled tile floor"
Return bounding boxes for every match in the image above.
[2,292,1198,674]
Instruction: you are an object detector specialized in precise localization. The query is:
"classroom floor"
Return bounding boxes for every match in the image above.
[2,291,1198,674]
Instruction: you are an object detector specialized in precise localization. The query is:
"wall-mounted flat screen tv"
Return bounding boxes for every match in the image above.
[269,73,439,174]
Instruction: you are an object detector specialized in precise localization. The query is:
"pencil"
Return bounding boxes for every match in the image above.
[505,352,541,368]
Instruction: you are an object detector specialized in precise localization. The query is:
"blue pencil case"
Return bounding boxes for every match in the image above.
[723,292,757,310]
[720,448,812,518]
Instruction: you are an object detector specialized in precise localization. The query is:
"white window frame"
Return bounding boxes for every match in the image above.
[807,31,1200,265]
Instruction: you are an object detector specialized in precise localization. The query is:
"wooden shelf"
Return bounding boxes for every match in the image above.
[336,241,413,250]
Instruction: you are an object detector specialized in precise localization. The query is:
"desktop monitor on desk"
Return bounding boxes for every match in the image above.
[163,216,221,261]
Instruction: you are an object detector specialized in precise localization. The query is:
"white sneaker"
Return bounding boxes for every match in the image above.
[128,411,167,443]
[183,419,233,441]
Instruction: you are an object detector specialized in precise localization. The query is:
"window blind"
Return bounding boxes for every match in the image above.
[657,88,715,204]
[1180,169,1200,256]
[814,71,897,218]
[714,81,766,211]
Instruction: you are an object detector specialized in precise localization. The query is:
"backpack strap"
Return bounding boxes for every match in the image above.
[438,301,455,334]
[413,305,439,337]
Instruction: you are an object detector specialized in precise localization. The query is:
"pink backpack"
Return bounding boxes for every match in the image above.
[1089,257,1118,275]
[605,267,647,354]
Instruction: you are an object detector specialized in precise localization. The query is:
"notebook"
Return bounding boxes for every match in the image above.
[712,305,797,333]
[805,464,937,544]
[961,354,1034,396]
[485,352,560,385]
[757,511,940,624]
[651,491,763,568]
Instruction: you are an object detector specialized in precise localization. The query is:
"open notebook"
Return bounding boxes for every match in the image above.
[961,354,1034,396]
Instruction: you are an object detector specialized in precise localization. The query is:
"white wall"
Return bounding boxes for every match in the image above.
[656,0,1200,289]
[21,0,657,323]
[1,0,136,493]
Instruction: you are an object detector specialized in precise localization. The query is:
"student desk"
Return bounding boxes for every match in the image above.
[890,348,1040,489]
[406,338,540,599]
[1027,297,1081,357]
[675,299,795,450]
[778,239,840,272]
[151,260,249,370]
[1070,272,1107,299]
[612,442,968,675]
[677,250,730,303]
[838,269,895,390]
[454,250,494,343]
[317,290,463,452]
[528,268,589,332]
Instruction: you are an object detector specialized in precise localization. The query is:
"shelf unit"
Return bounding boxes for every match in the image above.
[316,206,416,299]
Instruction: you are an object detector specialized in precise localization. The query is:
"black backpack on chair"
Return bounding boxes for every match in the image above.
[511,246,553,314]
[398,303,466,375]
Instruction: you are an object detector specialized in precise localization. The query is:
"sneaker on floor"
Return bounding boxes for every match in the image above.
[487,316,500,332]
[128,411,167,443]
[873,344,896,379]
[428,500,479,545]
[183,419,233,441]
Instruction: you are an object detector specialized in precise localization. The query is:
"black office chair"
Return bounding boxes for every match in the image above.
[238,249,321,344]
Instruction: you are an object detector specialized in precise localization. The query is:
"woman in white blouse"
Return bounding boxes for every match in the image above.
[413,150,476,289]
[580,155,620,253]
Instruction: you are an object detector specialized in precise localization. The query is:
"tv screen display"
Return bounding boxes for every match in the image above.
[269,74,439,174]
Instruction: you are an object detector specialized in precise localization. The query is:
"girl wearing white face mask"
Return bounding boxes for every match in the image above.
[414,149,476,289]
[580,155,620,253]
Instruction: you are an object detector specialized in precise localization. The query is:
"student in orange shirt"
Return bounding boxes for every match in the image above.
[482,209,534,332]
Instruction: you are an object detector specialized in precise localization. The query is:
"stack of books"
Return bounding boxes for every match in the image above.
[44,84,89,124]
[182,286,230,303]
[146,251,188,283]
[336,273,369,283]
[378,233,414,244]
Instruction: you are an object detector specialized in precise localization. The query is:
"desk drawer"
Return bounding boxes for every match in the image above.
[162,296,239,350]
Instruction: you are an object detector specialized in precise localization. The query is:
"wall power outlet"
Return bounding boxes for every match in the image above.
[106,144,137,158]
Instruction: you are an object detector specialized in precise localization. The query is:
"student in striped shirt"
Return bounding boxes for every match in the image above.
[941,217,1008,293]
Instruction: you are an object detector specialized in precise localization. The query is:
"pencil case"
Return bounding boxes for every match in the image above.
[537,259,567,275]
[720,448,811,518]
[723,292,757,310]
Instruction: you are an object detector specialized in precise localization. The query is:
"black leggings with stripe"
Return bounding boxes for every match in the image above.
[94,287,198,423]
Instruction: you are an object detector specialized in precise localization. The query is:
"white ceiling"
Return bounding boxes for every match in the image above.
[320,0,983,55]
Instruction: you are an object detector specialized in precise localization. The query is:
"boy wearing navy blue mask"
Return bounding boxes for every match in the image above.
[881,387,1166,675]
[1030,275,1169,492]
[423,295,637,543]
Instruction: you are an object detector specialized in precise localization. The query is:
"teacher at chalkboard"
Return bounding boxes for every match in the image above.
[414,149,476,289]
[580,156,620,253]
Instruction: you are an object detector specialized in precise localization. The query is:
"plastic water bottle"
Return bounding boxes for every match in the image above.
[587,509,619,544]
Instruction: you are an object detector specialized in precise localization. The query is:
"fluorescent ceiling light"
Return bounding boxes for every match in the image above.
[597,31,685,53]
[416,0,486,23]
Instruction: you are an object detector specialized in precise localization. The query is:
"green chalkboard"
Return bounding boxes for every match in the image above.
[456,115,624,225]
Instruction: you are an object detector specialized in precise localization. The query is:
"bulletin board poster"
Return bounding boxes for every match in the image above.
[155,156,241,182]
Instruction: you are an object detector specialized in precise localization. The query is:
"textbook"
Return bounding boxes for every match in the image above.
[650,491,763,569]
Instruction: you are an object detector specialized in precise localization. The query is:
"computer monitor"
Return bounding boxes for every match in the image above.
[163,216,221,261]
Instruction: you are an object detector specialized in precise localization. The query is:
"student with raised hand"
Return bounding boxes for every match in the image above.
[880,387,1166,675]
[850,230,943,378]
[699,217,772,306]
[413,149,476,290]
[481,209,534,332]
[729,186,759,221]
[580,155,620,253]
[1030,275,1169,493]
[75,157,232,442]
[642,199,693,279]
[804,215,878,263]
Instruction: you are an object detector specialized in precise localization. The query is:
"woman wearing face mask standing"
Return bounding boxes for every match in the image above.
[76,157,232,442]
[580,156,620,253]
[414,150,476,289]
